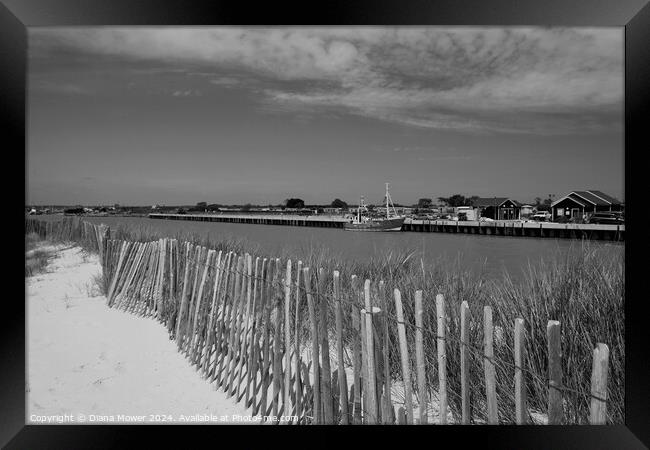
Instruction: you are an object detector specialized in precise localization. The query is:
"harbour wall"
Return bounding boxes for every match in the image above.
[147,213,624,241]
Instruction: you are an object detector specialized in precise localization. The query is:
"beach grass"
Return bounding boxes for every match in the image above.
[105,220,624,424]
[27,217,624,424]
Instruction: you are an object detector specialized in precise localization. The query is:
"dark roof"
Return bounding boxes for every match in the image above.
[554,196,587,207]
[473,197,520,208]
[587,190,622,205]
[572,191,610,206]
[552,190,622,207]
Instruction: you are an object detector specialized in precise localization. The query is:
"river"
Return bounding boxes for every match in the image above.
[63,215,624,282]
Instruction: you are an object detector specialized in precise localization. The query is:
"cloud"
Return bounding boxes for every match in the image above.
[209,77,242,87]
[171,89,202,97]
[29,27,623,134]
[31,79,93,95]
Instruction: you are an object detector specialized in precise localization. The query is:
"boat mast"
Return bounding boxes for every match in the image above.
[386,183,390,218]
[385,182,397,218]
[358,195,363,222]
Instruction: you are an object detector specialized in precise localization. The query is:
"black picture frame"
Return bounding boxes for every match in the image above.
[4,0,649,448]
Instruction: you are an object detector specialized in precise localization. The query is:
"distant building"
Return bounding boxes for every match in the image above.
[550,190,623,221]
[520,204,535,218]
[455,206,479,221]
[473,197,522,220]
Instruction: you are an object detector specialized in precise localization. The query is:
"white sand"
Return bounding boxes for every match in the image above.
[27,244,255,424]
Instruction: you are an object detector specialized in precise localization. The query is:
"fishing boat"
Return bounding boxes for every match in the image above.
[344,183,405,232]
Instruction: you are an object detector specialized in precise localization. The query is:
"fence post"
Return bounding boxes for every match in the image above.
[183,246,205,353]
[230,253,252,398]
[175,243,192,344]
[589,343,609,424]
[245,256,262,407]
[414,290,427,424]
[436,294,447,424]
[333,270,349,424]
[185,247,206,353]
[319,268,334,424]
[257,258,274,417]
[394,288,414,424]
[202,251,223,375]
[350,275,362,424]
[232,254,253,398]
[304,267,321,424]
[221,255,243,390]
[107,241,129,306]
[190,249,214,362]
[271,259,283,419]
[460,301,470,424]
[363,280,379,424]
[484,305,498,424]
[283,259,293,422]
[293,261,303,420]
[211,252,234,385]
[380,280,393,424]
[360,306,369,423]
[514,318,527,424]
[547,320,563,424]
[155,238,167,320]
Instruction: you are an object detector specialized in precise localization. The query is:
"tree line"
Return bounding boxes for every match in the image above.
[184,193,555,212]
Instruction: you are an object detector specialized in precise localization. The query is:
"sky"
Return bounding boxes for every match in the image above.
[27,27,624,206]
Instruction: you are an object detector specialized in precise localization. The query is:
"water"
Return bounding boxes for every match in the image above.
[70,215,623,282]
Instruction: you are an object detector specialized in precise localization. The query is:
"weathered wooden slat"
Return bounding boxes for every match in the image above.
[363,279,378,424]
[304,267,321,424]
[589,343,609,425]
[319,268,333,424]
[414,290,427,424]
[175,243,193,345]
[246,257,265,407]
[379,280,393,424]
[514,318,527,424]
[547,320,563,425]
[350,275,362,424]
[333,270,349,424]
[484,306,498,425]
[436,293,448,425]
[460,301,471,424]
[393,288,413,424]
[283,259,293,419]
[293,261,303,420]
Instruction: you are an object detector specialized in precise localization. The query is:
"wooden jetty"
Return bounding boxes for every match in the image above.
[148,213,624,241]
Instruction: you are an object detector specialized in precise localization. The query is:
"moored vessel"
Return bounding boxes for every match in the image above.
[344,183,405,232]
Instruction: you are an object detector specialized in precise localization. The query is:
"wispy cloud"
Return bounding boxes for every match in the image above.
[171,89,202,97]
[29,27,623,134]
[209,77,242,87]
[31,79,93,95]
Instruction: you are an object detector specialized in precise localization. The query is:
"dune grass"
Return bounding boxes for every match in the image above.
[104,220,624,424]
[25,232,55,277]
[27,217,624,424]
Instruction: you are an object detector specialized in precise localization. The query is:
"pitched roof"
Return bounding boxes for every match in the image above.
[555,196,587,207]
[472,197,519,208]
[587,190,622,205]
[572,191,610,206]
[551,190,622,207]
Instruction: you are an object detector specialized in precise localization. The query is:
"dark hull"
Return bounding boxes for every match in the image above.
[343,217,405,232]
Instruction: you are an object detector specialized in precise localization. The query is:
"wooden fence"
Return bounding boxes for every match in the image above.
[26,217,612,425]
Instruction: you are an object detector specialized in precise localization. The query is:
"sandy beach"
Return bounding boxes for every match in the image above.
[26,243,254,424]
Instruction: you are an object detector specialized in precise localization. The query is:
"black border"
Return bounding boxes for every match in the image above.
[4,0,649,448]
